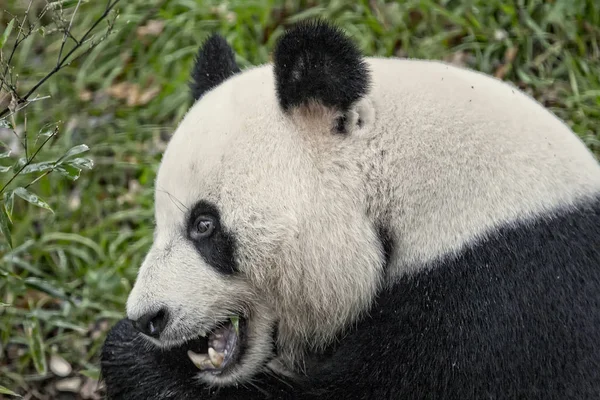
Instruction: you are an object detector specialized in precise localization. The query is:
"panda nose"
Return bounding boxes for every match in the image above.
[131,308,169,338]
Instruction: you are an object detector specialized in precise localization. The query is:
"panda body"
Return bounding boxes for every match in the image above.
[101,21,600,399]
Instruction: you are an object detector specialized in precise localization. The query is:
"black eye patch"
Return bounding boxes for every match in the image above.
[186,200,237,275]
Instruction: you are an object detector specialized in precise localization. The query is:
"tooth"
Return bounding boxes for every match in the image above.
[187,350,214,370]
[187,350,208,366]
[208,347,224,368]
[209,340,224,352]
[199,329,207,337]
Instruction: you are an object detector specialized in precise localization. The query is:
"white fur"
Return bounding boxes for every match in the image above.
[361,58,600,274]
[126,58,600,384]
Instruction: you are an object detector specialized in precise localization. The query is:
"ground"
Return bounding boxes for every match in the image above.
[0,0,599,398]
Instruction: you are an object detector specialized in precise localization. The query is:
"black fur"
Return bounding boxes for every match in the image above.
[305,198,600,399]
[377,224,394,271]
[187,200,237,275]
[334,115,347,134]
[273,20,370,113]
[101,319,294,400]
[102,197,600,399]
[190,34,240,101]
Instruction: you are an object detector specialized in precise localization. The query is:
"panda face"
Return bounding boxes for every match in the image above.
[125,23,387,386]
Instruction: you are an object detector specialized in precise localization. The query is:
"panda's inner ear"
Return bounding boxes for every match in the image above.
[273,20,370,115]
[190,34,240,101]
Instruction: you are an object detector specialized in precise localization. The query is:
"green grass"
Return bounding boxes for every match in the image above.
[0,0,599,397]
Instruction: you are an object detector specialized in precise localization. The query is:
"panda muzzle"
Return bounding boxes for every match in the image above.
[187,316,243,373]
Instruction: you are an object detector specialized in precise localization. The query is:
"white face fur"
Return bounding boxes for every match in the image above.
[126,64,386,385]
[125,23,600,387]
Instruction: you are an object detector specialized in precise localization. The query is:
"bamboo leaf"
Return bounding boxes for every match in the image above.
[66,157,93,170]
[62,144,90,161]
[56,164,81,181]
[230,316,239,335]
[13,187,54,213]
[0,203,12,248]
[13,157,26,171]
[0,19,15,49]
[20,161,55,174]
[48,0,90,10]
[4,190,14,220]
[35,127,57,146]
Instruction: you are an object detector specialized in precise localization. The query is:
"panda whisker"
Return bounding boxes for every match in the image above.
[263,370,296,390]
[157,187,188,214]
[242,379,270,397]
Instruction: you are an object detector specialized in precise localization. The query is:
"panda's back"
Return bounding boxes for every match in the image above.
[361,57,600,271]
[365,56,598,171]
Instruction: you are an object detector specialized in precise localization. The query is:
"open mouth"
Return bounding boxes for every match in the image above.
[185,316,246,375]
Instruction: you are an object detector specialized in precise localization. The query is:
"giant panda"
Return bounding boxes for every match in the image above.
[100,20,600,399]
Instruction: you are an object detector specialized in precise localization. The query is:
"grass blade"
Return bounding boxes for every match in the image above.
[0,202,12,248]
[25,319,48,376]
[0,385,21,397]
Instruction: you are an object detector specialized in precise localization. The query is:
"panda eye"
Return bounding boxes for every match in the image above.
[191,215,216,239]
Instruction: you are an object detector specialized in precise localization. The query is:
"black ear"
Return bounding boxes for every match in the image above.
[190,34,240,101]
[273,20,370,113]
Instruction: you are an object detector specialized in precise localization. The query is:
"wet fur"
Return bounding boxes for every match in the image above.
[102,21,600,398]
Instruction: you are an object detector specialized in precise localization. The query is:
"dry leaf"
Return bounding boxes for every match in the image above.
[79,90,93,102]
[494,47,518,79]
[80,377,102,399]
[55,377,82,393]
[106,82,160,107]
[494,64,510,79]
[90,319,111,340]
[8,92,18,114]
[14,289,56,308]
[68,188,82,211]
[444,51,469,67]
[505,47,518,63]
[137,86,160,105]
[117,179,142,205]
[136,20,165,38]
[0,89,11,111]
[50,353,72,377]
[395,48,408,58]
[494,29,508,41]
[106,82,133,99]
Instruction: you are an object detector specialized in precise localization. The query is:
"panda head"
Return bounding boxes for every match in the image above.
[125,21,388,386]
